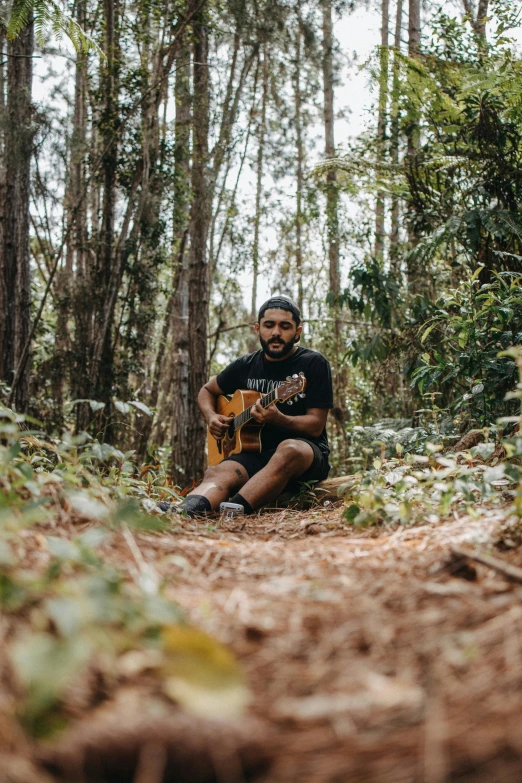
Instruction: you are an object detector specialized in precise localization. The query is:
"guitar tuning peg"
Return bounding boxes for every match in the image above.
[287,400,293,406]
[292,374,298,379]
[299,372,305,377]
[286,376,292,381]
[298,393,306,398]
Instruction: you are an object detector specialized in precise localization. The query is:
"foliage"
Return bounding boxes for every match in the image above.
[4,0,99,52]
[0,406,247,737]
[342,346,522,528]
[412,271,522,424]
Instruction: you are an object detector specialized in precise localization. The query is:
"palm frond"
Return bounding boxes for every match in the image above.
[6,0,102,55]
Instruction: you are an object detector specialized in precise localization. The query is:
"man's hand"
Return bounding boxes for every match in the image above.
[208,413,233,440]
[250,398,284,426]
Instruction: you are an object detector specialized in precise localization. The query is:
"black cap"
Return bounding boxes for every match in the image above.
[257,295,301,324]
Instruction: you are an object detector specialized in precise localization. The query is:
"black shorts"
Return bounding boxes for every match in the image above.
[223,438,330,488]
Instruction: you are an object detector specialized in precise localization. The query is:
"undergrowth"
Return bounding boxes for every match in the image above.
[0,407,246,740]
[341,346,522,529]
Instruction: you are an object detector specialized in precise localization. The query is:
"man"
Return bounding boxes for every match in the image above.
[163,295,334,517]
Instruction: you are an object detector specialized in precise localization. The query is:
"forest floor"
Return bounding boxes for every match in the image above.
[5,501,522,783]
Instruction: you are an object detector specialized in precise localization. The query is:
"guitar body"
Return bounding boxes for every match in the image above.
[207,389,263,466]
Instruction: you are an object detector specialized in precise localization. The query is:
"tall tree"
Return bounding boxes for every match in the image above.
[374,0,389,260]
[251,44,269,325]
[169,40,192,485]
[321,0,347,459]
[390,0,403,274]
[0,16,34,411]
[185,6,211,484]
[406,0,420,292]
[322,0,339,308]
[294,0,304,315]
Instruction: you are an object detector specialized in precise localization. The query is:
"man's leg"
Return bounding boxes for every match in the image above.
[233,439,314,511]
[181,461,249,513]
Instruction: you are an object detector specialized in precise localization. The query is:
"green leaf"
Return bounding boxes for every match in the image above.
[343,504,360,522]
[421,322,438,343]
[114,401,131,415]
[458,330,469,348]
[129,401,153,417]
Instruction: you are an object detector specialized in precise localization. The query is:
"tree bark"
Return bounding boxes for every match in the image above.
[390,0,403,275]
[185,8,211,484]
[406,0,421,294]
[169,42,192,485]
[461,0,489,42]
[322,0,348,464]
[294,0,304,316]
[251,44,269,325]
[374,0,389,260]
[54,0,88,426]
[0,18,34,411]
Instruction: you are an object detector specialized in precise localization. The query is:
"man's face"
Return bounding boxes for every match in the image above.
[255,308,302,360]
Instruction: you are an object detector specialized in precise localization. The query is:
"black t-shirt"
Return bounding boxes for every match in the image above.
[216,347,334,458]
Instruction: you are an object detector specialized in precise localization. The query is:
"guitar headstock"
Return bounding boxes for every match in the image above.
[276,372,306,403]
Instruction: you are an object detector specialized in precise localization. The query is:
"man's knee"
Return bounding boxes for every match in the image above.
[202,463,247,489]
[202,465,224,482]
[273,439,311,469]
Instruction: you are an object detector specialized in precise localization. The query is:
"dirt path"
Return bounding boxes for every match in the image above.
[101,504,522,783]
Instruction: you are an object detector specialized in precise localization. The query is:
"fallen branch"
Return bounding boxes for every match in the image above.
[450,546,522,584]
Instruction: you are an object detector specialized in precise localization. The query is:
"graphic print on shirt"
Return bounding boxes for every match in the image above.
[246,378,280,393]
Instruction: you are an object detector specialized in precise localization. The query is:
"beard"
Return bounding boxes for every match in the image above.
[260,335,296,359]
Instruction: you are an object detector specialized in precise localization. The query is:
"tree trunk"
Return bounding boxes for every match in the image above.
[0,18,34,411]
[294,0,304,316]
[406,0,420,294]
[390,0,403,276]
[185,9,211,484]
[73,0,121,432]
[322,0,348,465]
[93,0,119,412]
[54,0,88,426]
[461,0,489,44]
[251,44,269,326]
[374,0,389,260]
[407,0,420,159]
[170,43,192,486]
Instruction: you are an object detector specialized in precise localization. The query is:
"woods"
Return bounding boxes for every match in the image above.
[0,0,520,482]
[2,1,522,780]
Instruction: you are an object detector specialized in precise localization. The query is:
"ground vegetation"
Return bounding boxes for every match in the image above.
[2,0,522,778]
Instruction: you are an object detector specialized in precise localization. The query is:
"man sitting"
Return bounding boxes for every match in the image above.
[163,295,334,517]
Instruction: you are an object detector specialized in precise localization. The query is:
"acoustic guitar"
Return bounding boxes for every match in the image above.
[207,373,307,466]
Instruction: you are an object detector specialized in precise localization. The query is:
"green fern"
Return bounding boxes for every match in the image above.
[6,0,101,54]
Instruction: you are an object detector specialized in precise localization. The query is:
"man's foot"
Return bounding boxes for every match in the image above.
[141,498,183,516]
[157,501,173,513]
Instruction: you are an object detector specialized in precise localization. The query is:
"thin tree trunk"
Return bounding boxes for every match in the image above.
[169,41,192,485]
[407,0,420,159]
[54,0,88,425]
[461,0,489,43]
[374,0,389,260]
[0,18,34,411]
[406,0,420,293]
[185,8,211,484]
[74,0,121,432]
[390,0,403,275]
[322,0,347,465]
[322,0,339,309]
[294,0,304,316]
[251,44,269,325]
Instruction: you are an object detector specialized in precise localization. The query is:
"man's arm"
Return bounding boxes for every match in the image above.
[250,400,328,438]
[198,377,233,440]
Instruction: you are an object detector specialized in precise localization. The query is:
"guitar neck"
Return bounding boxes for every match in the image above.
[232,388,279,432]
